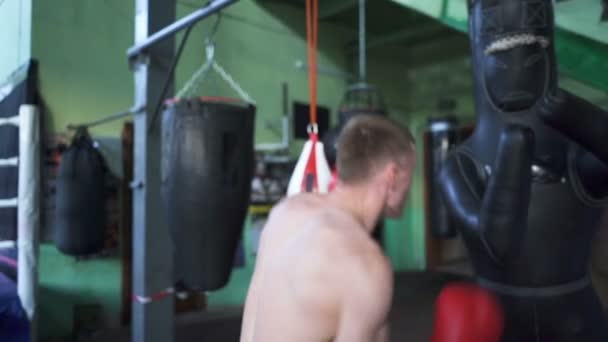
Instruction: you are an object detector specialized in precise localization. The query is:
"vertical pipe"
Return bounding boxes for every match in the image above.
[282,82,290,147]
[359,0,366,82]
[17,104,40,342]
[120,122,134,326]
[132,1,175,341]
[282,82,288,116]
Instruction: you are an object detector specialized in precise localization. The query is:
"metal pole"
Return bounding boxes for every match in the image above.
[129,0,239,340]
[131,0,175,341]
[127,0,237,59]
[359,0,366,82]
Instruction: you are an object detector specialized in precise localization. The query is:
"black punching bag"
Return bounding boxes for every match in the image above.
[338,83,387,126]
[55,128,107,256]
[162,97,255,291]
[426,117,459,239]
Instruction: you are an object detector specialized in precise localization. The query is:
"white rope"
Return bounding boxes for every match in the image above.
[176,42,255,104]
[485,34,550,55]
[212,61,256,104]
[0,84,15,103]
[0,240,16,249]
[175,60,213,99]
[0,197,18,208]
[0,115,20,127]
[0,156,18,166]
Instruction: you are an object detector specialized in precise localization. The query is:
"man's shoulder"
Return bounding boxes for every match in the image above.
[321,222,392,286]
[335,238,393,317]
[270,193,323,215]
[347,240,392,282]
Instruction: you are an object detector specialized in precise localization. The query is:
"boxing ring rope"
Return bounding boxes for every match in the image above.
[0,105,40,341]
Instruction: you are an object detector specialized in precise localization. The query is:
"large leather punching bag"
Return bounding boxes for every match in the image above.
[55,129,107,256]
[162,97,255,291]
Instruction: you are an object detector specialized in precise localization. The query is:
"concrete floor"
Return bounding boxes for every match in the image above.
[86,271,468,342]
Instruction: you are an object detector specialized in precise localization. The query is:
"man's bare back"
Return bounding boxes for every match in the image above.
[240,194,393,342]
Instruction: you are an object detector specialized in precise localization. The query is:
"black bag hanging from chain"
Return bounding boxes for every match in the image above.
[54,128,107,256]
[162,97,255,291]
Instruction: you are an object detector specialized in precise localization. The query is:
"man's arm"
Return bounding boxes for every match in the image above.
[376,323,390,342]
[334,252,393,342]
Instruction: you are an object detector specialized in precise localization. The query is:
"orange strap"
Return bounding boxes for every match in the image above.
[306,0,318,129]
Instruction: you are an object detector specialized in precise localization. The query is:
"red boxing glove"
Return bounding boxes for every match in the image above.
[431,282,504,342]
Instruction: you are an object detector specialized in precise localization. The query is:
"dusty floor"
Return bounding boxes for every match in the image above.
[87,271,469,342]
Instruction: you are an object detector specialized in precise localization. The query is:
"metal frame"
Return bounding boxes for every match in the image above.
[131,2,176,341]
[129,1,239,341]
[128,0,237,59]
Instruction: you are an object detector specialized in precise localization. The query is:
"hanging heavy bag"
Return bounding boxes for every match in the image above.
[54,129,107,256]
[162,97,255,291]
[337,83,387,126]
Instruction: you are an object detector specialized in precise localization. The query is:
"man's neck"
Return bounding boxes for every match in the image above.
[328,182,385,234]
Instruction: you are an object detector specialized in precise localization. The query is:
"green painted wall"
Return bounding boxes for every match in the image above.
[30,0,423,339]
[386,56,475,271]
[0,0,32,82]
[31,0,357,138]
[390,0,608,94]
[28,0,528,340]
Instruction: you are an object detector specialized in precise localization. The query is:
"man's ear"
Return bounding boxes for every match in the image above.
[385,162,398,186]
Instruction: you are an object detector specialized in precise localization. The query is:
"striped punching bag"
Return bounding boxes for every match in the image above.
[162,97,255,291]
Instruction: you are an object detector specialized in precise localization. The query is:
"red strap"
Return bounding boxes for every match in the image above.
[133,287,174,304]
[301,138,318,192]
[306,0,318,126]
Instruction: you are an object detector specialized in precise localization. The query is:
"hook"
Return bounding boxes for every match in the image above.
[205,39,215,64]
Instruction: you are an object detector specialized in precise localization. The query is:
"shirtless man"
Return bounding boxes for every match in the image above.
[240,115,416,342]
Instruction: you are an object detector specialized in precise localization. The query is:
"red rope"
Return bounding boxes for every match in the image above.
[306,0,319,128]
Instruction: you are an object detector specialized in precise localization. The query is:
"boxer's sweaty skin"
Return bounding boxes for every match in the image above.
[240,193,392,342]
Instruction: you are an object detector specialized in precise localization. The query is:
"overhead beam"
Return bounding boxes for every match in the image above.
[389,0,608,93]
[347,24,447,53]
[354,33,469,68]
[371,25,444,48]
[128,0,237,59]
[320,0,358,19]
[404,35,470,67]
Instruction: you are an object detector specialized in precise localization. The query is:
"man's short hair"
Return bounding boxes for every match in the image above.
[336,115,415,184]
